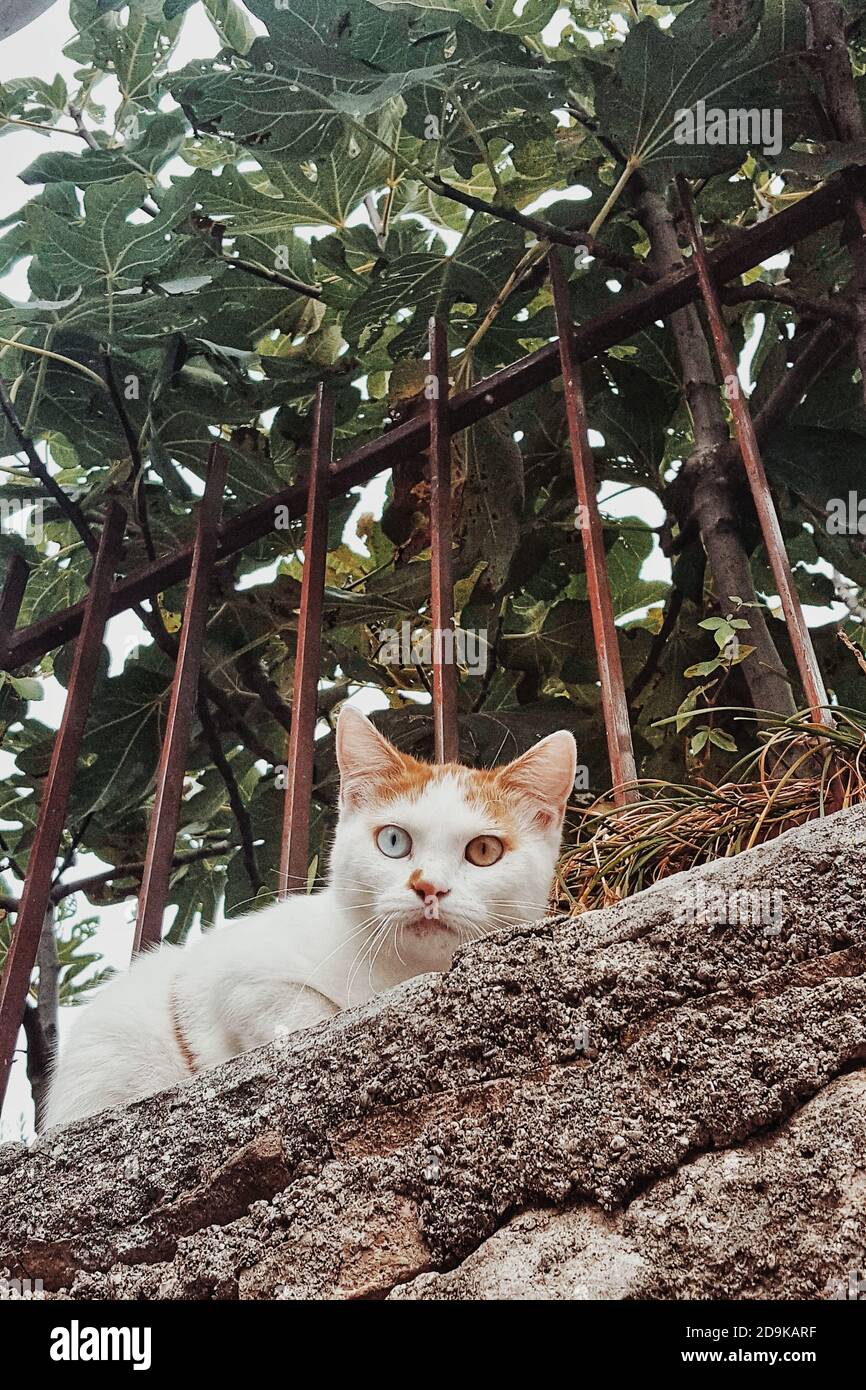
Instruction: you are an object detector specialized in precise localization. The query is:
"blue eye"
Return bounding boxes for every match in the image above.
[376,825,412,858]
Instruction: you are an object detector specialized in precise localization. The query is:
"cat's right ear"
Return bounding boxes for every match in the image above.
[336,705,404,808]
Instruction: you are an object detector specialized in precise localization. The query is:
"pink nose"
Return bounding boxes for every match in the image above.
[411,878,449,903]
[410,877,450,921]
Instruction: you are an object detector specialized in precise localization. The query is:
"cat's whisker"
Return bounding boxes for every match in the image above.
[235,865,381,892]
[488,900,549,910]
[393,921,407,969]
[226,896,380,919]
[293,877,377,893]
[346,935,375,1005]
[225,882,380,917]
[467,917,493,936]
[366,913,399,995]
[352,911,398,1002]
[223,892,269,916]
[487,912,529,926]
[299,910,389,998]
[345,913,392,1004]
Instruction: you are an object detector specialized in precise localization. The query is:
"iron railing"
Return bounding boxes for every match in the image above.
[0,173,851,1113]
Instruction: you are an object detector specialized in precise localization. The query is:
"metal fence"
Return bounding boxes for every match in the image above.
[0,174,848,1114]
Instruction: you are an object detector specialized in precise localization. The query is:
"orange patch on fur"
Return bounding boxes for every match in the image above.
[362,751,531,840]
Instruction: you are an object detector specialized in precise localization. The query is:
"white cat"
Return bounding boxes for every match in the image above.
[44,706,576,1129]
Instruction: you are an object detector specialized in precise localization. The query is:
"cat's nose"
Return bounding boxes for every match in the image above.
[411,877,450,902]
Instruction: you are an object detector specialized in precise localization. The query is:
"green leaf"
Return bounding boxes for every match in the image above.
[7,676,43,701]
[164,0,199,17]
[367,0,559,36]
[202,0,256,53]
[568,516,669,618]
[502,598,598,684]
[596,16,784,174]
[761,0,807,56]
[171,49,444,164]
[0,75,69,135]
[26,175,197,307]
[189,110,398,235]
[684,657,724,678]
[342,219,525,354]
[765,425,866,510]
[708,728,738,752]
[20,111,187,187]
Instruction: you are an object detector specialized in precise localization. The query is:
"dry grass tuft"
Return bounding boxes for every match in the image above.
[553,709,866,916]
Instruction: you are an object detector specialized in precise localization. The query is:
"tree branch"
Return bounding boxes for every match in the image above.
[68,102,99,151]
[34,909,59,1127]
[627,587,685,710]
[0,376,98,555]
[806,0,866,401]
[424,175,656,283]
[751,319,849,445]
[22,1001,51,1129]
[2,843,235,911]
[53,813,93,885]
[51,842,234,906]
[134,598,282,767]
[635,175,795,716]
[237,648,293,735]
[17,907,60,1132]
[11,366,285,769]
[190,216,322,298]
[222,254,323,299]
[196,694,263,896]
[100,348,157,563]
[720,283,855,325]
[0,830,28,885]
[93,355,283,764]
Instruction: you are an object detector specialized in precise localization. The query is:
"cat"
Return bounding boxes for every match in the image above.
[44,705,576,1129]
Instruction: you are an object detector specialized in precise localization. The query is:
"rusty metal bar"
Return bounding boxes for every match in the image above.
[676,176,831,721]
[278,388,334,898]
[428,317,459,764]
[134,445,228,953]
[0,554,28,668]
[0,503,126,1111]
[549,251,639,804]
[4,177,850,673]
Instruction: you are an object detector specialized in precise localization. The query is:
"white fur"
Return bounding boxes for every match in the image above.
[44,710,575,1128]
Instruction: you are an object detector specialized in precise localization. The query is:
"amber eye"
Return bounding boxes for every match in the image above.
[376,825,412,858]
[465,835,504,867]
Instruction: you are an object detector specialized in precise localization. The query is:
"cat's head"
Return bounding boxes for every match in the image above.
[329,706,576,977]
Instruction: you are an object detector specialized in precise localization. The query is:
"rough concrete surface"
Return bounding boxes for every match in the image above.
[1,804,865,1299]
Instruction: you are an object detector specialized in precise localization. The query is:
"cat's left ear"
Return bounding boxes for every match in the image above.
[497,731,577,830]
[336,704,405,807]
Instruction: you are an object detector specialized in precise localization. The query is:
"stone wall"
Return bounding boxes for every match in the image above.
[2,804,865,1299]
